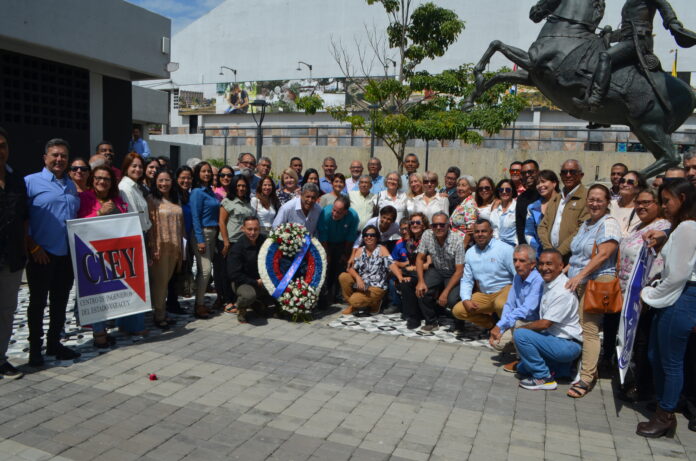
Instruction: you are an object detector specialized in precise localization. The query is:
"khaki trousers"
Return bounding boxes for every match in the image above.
[452,285,512,330]
[577,274,615,383]
[150,247,180,323]
[339,272,385,313]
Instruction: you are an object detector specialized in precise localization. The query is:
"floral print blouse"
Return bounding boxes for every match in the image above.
[353,245,394,290]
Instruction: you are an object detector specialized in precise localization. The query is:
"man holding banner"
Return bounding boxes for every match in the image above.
[25,139,81,366]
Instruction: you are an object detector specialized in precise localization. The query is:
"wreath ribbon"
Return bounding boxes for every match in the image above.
[272,234,312,299]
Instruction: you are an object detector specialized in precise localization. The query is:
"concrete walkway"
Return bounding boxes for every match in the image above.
[0,312,694,461]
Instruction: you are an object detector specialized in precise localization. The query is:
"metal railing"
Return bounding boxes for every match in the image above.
[199,125,696,153]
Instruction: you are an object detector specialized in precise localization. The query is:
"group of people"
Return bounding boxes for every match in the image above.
[1,124,695,438]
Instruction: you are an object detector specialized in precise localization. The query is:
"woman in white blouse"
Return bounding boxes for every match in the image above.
[490,178,518,246]
[118,152,152,234]
[609,170,647,237]
[373,171,408,223]
[638,179,696,438]
[251,176,279,235]
[408,171,449,221]
[474,176,498,221]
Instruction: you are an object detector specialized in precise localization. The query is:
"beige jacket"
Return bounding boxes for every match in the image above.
[538,185,589,257]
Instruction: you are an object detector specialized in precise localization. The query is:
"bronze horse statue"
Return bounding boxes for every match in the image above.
[463,0,696,177]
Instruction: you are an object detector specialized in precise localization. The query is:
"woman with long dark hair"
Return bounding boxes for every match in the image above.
[251,176,280,235]
[638,179,696,437]
[524,169,559,253]
[165,166,195,314]
[119,152,152,234]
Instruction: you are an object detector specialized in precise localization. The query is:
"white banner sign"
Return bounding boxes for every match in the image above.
[67,213,151,325]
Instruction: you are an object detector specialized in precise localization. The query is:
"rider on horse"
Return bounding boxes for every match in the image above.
[577,0,694,110]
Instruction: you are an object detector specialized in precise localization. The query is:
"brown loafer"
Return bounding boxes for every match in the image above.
[503,361,519,373]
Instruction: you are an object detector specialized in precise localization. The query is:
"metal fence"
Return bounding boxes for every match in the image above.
[200,124,696,153]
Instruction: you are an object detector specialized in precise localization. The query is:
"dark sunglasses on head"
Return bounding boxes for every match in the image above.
[431,223,447,228]
[498,187,513,194]
[219,173,234,179]
[619,178,636,186]
[70,166,89,172]
[560,169,579,175]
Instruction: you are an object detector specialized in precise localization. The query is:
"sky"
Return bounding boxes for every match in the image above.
[125,0,224,34]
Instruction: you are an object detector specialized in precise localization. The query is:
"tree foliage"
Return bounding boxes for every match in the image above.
[327,0,525,172]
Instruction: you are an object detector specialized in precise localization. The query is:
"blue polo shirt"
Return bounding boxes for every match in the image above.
[25,168,80,256]
[370,175,386,194]
[320,177,334,194]
[317,206,359,244]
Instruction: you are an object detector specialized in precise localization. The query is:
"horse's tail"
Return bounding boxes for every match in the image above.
[664,74,696,133]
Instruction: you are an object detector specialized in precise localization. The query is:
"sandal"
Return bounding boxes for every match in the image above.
[224,303,237,314]
[567,380,592,398]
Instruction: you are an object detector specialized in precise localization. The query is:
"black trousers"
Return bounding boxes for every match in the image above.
[400,267,459,325]
[630,307,655,396]
[213,240,235,304]
[322,243,349,305]
[26,253,74,348]
[684,331,696,403]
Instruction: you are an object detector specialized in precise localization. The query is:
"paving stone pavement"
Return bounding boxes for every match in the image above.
[1,301,695,460]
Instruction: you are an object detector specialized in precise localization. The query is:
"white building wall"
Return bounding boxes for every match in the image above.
[169,0,696,98]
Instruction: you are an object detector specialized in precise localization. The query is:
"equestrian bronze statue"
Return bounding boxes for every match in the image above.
[463,0,696,177]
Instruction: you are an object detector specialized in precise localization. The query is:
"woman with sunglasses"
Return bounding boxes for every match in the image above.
[373,172,408,223]
[213,165,235,201]
[610,170,648,237]
[77,166,141,346]
[474,176,498,221]
[638,179,696,437]
[319,173,347,208]
[524,170,560,254]
[339,225,404,316]
[615,188,670,403]
[408,171,449,221]
[147,169,185,330]
[449,176,478,248]
[490,179,518,247]
[189,161,218,319]
[251,176,280,236]
[68,158,90,193]
[385,213,431,315]
[565,184,622,399]
[217,175,254,313]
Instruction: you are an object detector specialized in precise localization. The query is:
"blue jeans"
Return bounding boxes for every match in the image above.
[649,284,696,412]
[514,328,582,379]
[388,278,402,309]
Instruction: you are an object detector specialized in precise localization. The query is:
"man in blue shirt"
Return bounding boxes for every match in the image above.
[128,127,151,159]
[25,138,81,365]
[488,244,544,355]
[318,195,359,306]
[453,218,516,331]
[319,156,337,194]
[367,157,386,194]
[272,183,322,235]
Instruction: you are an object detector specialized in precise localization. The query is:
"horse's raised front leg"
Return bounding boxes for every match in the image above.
[467,41,533,108]
[462,70,531,111]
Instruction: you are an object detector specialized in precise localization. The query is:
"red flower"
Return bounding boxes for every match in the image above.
[302,290,308,296]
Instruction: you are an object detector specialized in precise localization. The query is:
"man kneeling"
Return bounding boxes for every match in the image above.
[227,217,276,323]
[515,249,583,391]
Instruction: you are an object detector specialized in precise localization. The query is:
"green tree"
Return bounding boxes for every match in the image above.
[314,0,525,173]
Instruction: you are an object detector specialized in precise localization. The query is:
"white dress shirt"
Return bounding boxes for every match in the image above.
[540,273,583,342]
[408,193,449,221]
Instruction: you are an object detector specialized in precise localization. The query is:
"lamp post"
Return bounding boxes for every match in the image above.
[222,127,229,165]
[296,61,313,80]
[384,58,397,78]
[367,103,379,157]
[250,99,269,161]
[219,66,237,82]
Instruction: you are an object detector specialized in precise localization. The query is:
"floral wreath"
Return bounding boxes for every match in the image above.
[258,223,327,321]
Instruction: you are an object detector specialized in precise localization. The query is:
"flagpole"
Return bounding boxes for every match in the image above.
[671,49,678,77]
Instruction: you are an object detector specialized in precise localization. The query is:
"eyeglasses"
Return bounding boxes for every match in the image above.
[410,220,423,225]
[431,223,447,228]
[423,180,436,184]
[363,233,378,238]
[619,178,636,186]
[477,186,492,192]
[219,173,234,179]
[587,199,606,204]
[93,176,111,182]
[498,187,513,194]
[70,166,89,172]
[560,169,580,176]
[636,199,655,207]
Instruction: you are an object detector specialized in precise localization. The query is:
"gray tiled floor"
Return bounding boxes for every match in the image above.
[1,294,695,460]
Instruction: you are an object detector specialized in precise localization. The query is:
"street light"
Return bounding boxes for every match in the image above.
[219,66,237,82]
[384,58,397,78]
[221,127,230,165]
[250,100,269,161]
[367,103,379,157]
[296,61,313,80]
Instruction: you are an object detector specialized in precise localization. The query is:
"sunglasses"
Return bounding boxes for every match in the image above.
[93,176,111,182]
[509,170,521,174]
[498,187,513,194]
[70,166,89,172]
[477,186,492,192]
[619,178,636,186]
[363,233,379,238]
[410,220,423,225]
[423,180,436,184]
[219,173,234,179]
[431,223,447,228]
[560,169,579,176]
[521,170,537,176]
